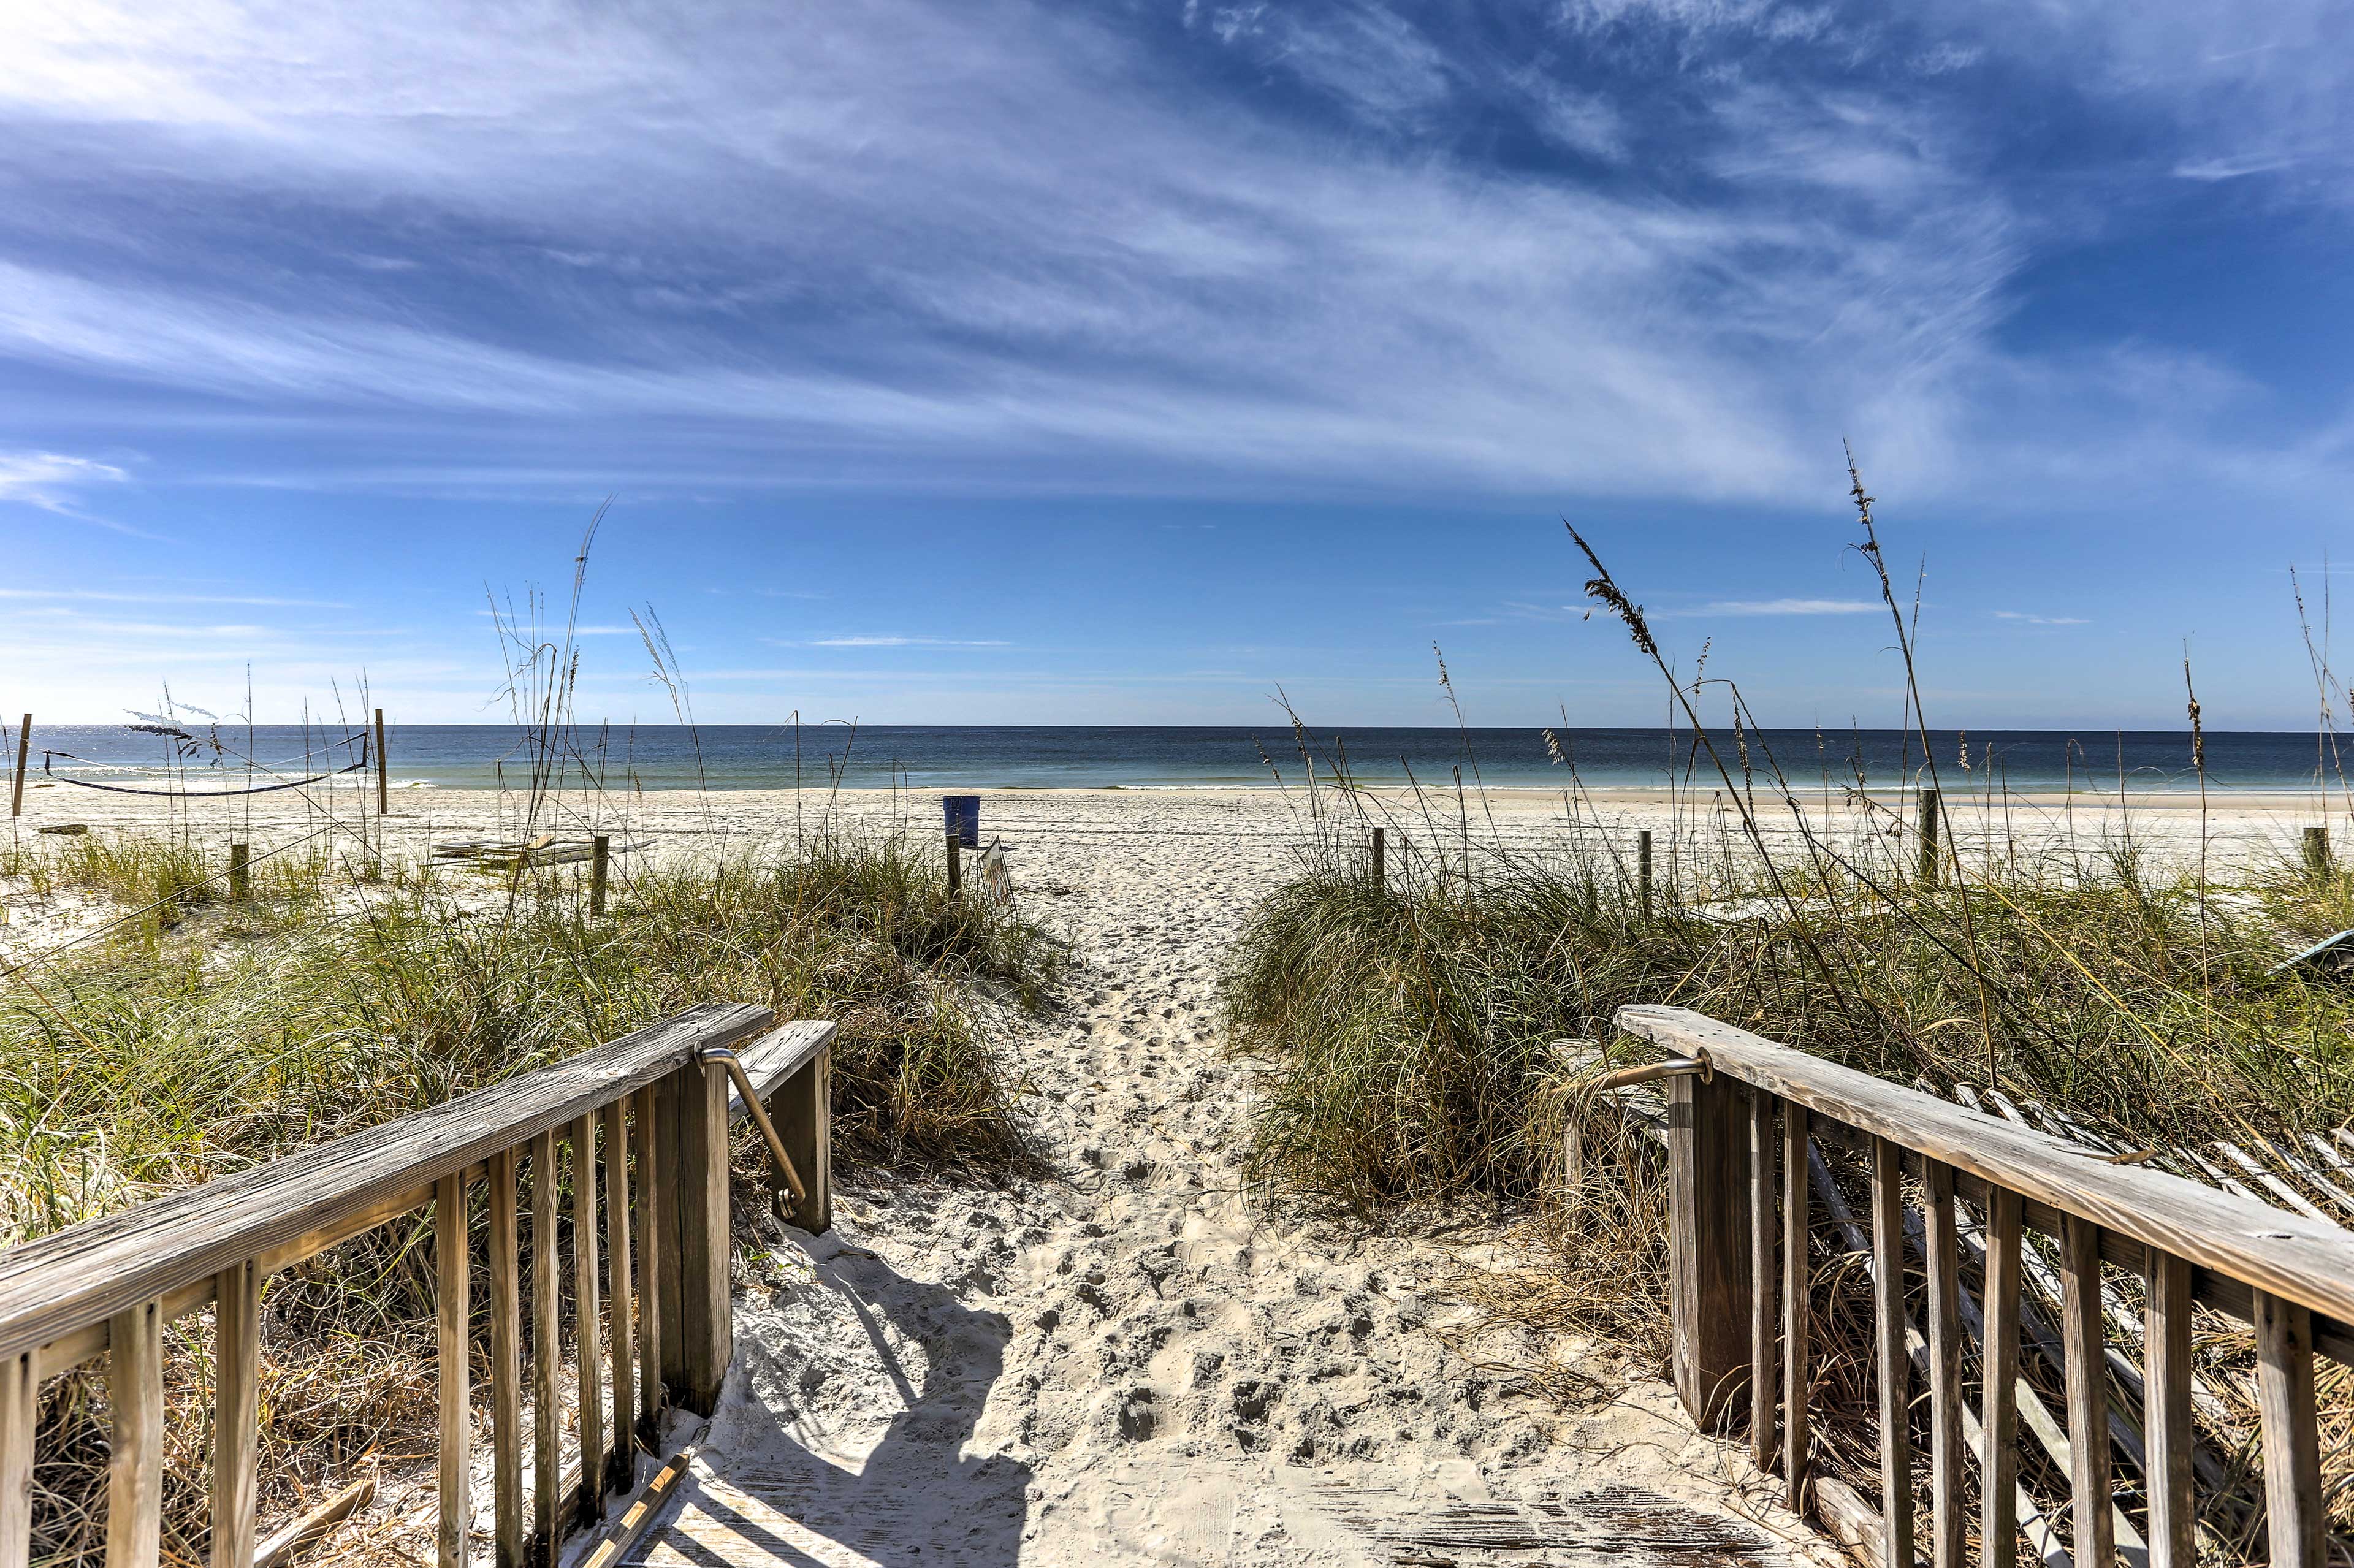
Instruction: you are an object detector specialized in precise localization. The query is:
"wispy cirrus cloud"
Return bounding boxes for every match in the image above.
[0,0,2342,516]
[1466,596,1885,623]
[1663,599,1885,617]
[0,450,153,535]
[1994,610,2090,626]
[0,587,348,607]
[0,451,124,507]
[785,635,1014,650]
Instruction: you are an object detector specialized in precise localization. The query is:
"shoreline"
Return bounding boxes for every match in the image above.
[13,779,2350,809]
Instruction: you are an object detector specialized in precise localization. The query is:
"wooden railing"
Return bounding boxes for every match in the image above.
[1616,1004,2353,1568]
[0,1002,838,1568]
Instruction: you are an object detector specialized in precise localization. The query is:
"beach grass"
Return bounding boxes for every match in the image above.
[1224,839,2354,1213]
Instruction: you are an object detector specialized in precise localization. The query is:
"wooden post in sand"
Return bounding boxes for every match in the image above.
[1638,829,1653,919]
[945,832,961,896]
[589,835,610,916]
[373,709,389,816]
[1371,827,1385,893]
[228,843,250,903]
[1667,1068,1751,1425]
[1917,788,1941,886]
[10,715,28,817]
[2304,825,2332,879]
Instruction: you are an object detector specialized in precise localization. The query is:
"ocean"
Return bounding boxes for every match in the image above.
[16,723,2345,795]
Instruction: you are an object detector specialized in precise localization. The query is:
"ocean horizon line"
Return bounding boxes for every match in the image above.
[17,721,2346,795]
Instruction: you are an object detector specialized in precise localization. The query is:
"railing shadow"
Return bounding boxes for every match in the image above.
[666,1231,1029,1567]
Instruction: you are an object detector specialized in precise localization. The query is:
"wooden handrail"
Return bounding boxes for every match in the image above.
[0,1002,839,1568]
[1613,1003,2346,1568]
[0,1002,772,1363]
[1618,1004,2354,1328]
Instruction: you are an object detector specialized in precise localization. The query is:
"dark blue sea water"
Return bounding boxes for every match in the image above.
[18,723,2344,794]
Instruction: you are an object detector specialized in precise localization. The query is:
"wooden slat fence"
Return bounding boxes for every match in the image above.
[0,1003,837,1568]
[1616,1003,2353,1568]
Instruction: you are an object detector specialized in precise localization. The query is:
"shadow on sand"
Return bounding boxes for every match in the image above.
[646,1231,1030,1568]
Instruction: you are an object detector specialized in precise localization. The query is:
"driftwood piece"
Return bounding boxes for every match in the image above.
[253,1478,376,1568]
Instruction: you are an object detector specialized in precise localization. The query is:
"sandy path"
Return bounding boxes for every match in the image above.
[639,795,1846,1567]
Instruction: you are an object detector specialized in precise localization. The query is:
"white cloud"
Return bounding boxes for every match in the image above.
[1666,599,1885,617]
[1993,610,2090,625]
[0,587,346,607]
[1240,4,1455,126]
[0,449,129,509]
[793,636,1013,649]
[2173,153,2303,182]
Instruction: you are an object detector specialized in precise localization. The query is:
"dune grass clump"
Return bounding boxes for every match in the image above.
[0,829,1057,1244]
[1225,841,2354,1215]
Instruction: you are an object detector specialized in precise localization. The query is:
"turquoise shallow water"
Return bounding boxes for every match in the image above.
[19,723,2336,794]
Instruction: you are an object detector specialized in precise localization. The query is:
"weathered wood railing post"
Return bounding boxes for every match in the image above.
[229,842,251,903]
[674,1055,733,1415]
[1666,1063,1751,1426]
[651,1075,687,1403]
[434,1173,470,1568]
[774,1049,833,1234]
[1747,1087,1777,1474]
[630,1084,664,1447]
[1,1350,32,1564]
[489,1147,524,1568]
[600,1097,636,1499]
[1371,826,1385,894]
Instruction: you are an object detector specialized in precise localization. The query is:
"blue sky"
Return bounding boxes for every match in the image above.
[4,0,2352,728]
